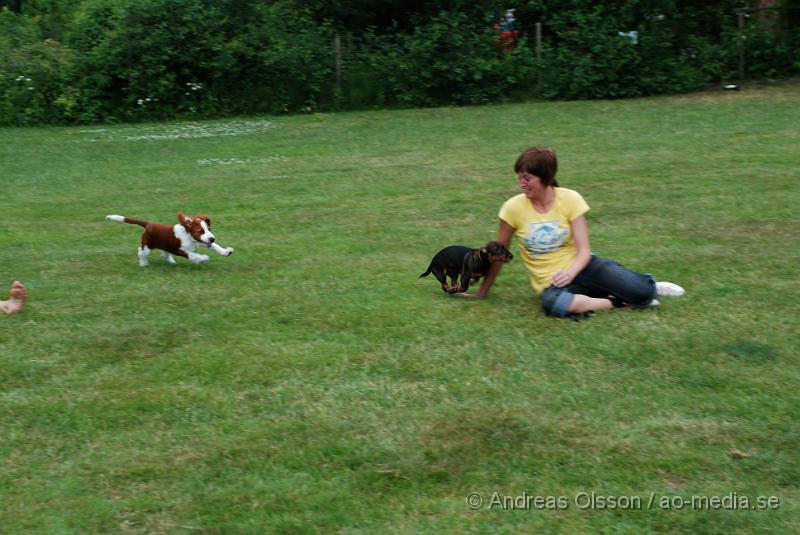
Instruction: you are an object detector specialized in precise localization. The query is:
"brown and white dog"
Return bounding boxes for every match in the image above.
[106,212,234,266]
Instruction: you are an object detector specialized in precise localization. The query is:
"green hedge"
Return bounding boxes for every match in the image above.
[66,0,335,122]
[0,9,75,124]
[1,1,798,125]
[351,12,538,108]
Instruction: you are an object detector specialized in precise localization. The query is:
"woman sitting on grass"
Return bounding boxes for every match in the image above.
[463,147,684,318]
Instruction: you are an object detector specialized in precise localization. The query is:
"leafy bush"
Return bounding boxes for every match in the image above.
[534,5,709,100]
[0,8,74,125]
[0,0,799,125]
[738,19,798,78]
[214,3,335,115]
[355,12,538,108]
[68,0,335,121]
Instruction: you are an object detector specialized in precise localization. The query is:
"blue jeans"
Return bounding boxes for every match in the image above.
[541,256,656,317]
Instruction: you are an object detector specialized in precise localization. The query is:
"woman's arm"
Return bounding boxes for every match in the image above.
[551,214,592,288]
[458,219,515,299]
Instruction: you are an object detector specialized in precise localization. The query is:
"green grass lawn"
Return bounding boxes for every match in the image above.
[1,83,799,534]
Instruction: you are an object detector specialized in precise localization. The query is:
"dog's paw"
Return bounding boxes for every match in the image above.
[224,247,234,256]
[190,253,210,264]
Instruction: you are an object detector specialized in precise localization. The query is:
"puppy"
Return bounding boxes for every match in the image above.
[420,241,513,293]
[106,212,234,266]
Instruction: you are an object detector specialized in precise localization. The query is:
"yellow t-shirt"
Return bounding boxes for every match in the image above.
[498,188,590,294]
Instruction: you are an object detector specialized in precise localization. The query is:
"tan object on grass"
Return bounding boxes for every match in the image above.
[730,448,752,459]
[0,281,26,314]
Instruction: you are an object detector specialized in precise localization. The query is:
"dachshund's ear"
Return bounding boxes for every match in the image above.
[178,211,193,228]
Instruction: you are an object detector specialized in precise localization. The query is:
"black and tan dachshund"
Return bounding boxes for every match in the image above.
[420,241,513,294]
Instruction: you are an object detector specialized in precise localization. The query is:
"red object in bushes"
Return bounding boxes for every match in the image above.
[499,31,519,51]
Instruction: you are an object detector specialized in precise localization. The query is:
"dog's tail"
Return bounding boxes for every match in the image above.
[106,215,148,228]
[419,265,432,278]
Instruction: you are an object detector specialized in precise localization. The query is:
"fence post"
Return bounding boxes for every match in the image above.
[334,34,342,93]
[535,22,542,89]
[737,9,746,83]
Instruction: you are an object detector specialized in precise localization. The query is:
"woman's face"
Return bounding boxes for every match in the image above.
[518,172,545,198]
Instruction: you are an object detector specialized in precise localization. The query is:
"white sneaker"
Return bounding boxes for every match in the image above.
[656,281,685,297]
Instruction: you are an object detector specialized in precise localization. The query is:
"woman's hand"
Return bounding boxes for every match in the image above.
[552,214,591,288]
[473,219,515,299]
[551,269,575,288]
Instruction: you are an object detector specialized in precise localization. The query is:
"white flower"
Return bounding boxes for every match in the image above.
[77,119,278,142]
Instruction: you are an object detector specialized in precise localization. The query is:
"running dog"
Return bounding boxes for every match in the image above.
[420,241,513,293]
[106,212,234,266]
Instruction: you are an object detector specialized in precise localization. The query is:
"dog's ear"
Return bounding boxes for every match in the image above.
[195,214,210,227]
[178,211,193,228]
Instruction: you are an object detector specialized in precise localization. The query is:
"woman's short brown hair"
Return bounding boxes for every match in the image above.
[514,147,559,187]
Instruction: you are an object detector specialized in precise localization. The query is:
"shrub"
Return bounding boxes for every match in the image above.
[213,3,335,115]
[534,5,709,100]
[356,12,538,108]
[0,8,74,125]
[69,0,232,121]
[0,0,799,125]
[68,0,335,121]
